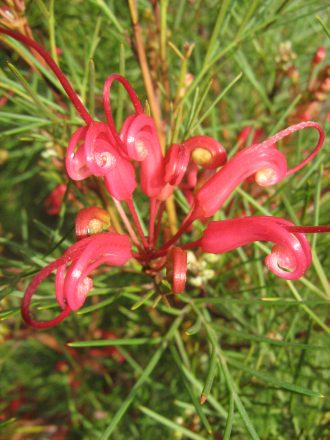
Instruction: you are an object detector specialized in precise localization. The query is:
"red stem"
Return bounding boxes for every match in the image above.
[148,198,158,248]
[126,198,149,249]
[286,225,330,233]
[0,27,93,124]
[153,208,197,257]
[153,201,165,248]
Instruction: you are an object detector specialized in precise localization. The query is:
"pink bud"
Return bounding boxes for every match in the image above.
[44,184,67,215]
[166,247,187,294]
[237,126,264,146]
[75,206,112,239]
[199,216,312,280]
[313,46,326,64]
[182,136,227,169]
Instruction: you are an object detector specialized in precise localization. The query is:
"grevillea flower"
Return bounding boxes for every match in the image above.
[1,27,329,329]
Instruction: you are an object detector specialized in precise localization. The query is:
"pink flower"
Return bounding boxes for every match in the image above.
[22,232,132,328]
[197,216,312,280]
[44,184,67,215]
[313,46,326,65]
[1,27,328,329]
[237,126,264,147]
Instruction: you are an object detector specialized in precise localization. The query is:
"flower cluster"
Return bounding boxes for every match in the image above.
[1,27,329,329]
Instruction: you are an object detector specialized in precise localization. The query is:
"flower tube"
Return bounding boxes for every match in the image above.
[164,136,226,186]
[22,233,132,327]
[198,216,312,280]
[194,121,324,219]
[195,143,287,218]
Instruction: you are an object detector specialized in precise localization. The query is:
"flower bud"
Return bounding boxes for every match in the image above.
[75,207,112,240]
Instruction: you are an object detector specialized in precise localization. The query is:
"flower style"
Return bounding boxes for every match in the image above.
[1,27,329,329]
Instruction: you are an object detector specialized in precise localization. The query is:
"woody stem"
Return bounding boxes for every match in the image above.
[127,0,178,235]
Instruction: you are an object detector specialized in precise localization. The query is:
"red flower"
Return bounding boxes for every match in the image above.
[0,27,328,329]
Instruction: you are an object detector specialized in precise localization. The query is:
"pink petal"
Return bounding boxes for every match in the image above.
[66,126,91,180]
[199,216,312,280]
[164,144,190,186]
[22,256,72,329]
[104,157,137,201]
[84,123,118,176]
[121,114,165,197]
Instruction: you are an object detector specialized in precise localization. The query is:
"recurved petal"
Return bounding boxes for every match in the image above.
[199,216,312,280]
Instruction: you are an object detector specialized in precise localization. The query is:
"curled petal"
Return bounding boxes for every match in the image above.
[66,123,136,200]
[164,144,190,186]
[166,247,187,294]
[164,136,226,188]
[75,206,112,239]
[22,233,132,326]
[84,123,117,176]
[22,236,98,328]
[75,122,137,200]
[104,157,137,201]
[66,126,91,180]
[121,114,165,197]
[103,73,144,153]
[62,233,132,310]
[195,143,287,218]
[199,216,312,280]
